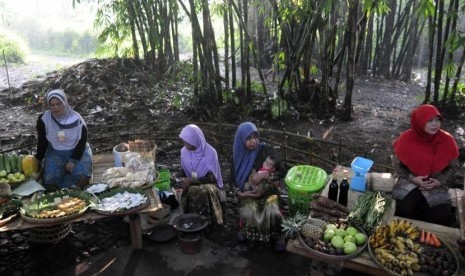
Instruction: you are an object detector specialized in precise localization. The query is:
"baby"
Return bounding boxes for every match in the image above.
[244,155,277,194]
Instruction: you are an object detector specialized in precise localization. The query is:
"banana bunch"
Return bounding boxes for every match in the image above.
[389,219,421,240]
[374,247,421,275]
[370,219,423,275]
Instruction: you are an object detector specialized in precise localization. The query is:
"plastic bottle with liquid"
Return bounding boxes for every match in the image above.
[327,169,339,202]
[338,170,350,207]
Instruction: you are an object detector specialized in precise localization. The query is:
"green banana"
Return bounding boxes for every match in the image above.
[4,153,11,173]
[0,153,4,171]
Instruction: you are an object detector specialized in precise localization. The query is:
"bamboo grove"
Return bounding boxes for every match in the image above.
[83,0,465,120]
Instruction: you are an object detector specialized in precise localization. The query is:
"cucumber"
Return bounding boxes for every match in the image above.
[17,154,24,173]
[4,153,11,173]
[9,153,18,173]
[0,153,4,171]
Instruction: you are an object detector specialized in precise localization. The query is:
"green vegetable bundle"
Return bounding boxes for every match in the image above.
[347,191,391,235]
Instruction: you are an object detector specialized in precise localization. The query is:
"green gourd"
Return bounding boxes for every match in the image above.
[0,153,4,171]
[4,153,11,173]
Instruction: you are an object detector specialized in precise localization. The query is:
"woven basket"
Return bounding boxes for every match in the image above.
[0,213,19,227]
[297,228,367,261]
[368,236,459,276]
[94,200,150,216]
[27,223,72,244]
[128,140,157,163]
[20,206,89,224]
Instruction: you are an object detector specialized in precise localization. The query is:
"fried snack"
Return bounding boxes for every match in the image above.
[36,209,66,218]
[57,197,86,215]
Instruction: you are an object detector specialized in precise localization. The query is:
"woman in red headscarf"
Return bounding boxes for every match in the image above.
[392,104,460,226]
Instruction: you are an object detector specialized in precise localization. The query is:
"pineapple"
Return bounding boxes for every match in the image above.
[301,223,323,239]
[281,212,307,239]
[307,217,327,229]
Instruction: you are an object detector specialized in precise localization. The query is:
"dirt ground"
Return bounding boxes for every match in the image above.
[1,55,464,169]
[1,55,465,275]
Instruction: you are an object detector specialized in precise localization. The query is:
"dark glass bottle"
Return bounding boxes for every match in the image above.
[327,169,339,202]
[338,170,350,206]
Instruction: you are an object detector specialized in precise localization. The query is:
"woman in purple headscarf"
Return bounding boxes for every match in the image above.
[35,89,93,189]
[231,122,285,245]
[174,124,223,226]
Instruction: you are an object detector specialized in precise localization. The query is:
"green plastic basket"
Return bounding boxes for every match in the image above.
[285,165,327,216]
[155,169,171,191]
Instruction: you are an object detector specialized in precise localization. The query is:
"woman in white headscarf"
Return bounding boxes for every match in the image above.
[35,89,93,189]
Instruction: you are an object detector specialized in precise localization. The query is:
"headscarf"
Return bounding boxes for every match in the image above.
[233,122,264,189]
[393,104,459,176]
[41,89,86,150]
[179,124,223,188]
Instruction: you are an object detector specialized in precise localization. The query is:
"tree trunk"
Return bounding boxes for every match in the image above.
[341,0,359,121]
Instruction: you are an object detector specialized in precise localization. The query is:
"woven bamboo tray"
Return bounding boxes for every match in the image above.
[20,190,92,224]
[92,188,150,216]
[297,228,368,261]
[0,213,19,227]
[368,235,460,276]
[20,206,89,224]
[94,200,149,216]
[368,238,459,276]
[0,197,21,226]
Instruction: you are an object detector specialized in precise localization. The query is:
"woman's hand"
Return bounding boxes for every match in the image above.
[250,171,269,184]
[419,177,441,190]
[65,161,75,173]
[177,177,193,189]
[412,175,441,190]
[237,190,261,198]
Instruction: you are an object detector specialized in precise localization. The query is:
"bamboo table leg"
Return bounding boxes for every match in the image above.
[129,214,143,249]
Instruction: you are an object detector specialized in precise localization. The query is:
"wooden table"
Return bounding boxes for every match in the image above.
[0,153,165,249]
[287,216,465,275]
[288,165,465,274]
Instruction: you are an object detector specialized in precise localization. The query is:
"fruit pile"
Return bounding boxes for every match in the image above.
[306,222,367,255]
[370,219,457,275]
[0,153,39,184]
[282,213,367,256]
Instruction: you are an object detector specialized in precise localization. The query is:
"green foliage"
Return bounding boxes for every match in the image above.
[445,31,465,53]
[251,81,264,93]
[94,0,133,58]
[443,62,456,79]
[371,0,391,14]
[9,16,97,57]
[271,98,288,119]
[0,31,28,63]
[457,83,465,104]
[417,0,435,17]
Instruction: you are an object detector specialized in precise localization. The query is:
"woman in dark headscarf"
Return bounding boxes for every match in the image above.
[392,104,460,226]
[36,89,93,189]
[174,124,223,226]
[232,122,285,244]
